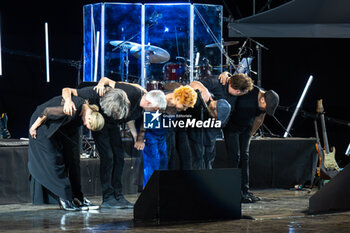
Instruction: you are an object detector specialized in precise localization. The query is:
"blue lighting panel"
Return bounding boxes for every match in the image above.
[83,3,222,84]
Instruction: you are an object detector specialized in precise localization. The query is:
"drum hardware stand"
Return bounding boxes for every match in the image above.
[80,127,99,158]
[224,44,234,74]
[119,42,130,82]
[256,44,262,87]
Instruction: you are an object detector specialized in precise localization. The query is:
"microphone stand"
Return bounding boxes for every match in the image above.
[278,106,350,127]
[195,89,209,167]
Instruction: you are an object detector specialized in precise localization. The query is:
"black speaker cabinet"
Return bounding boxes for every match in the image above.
[133,168,241,223]
[309,163,350,214]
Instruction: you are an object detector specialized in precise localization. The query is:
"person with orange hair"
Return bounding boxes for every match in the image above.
[165,85,198,114]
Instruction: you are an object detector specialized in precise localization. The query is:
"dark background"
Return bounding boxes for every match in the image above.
[1,0,349,166]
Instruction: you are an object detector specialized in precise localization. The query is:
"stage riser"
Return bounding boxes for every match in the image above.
[0,145,140,204]
[214,138,318,189]
[0,137,317,204]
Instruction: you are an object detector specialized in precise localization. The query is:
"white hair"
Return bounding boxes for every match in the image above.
[144,90,167,111]
[100,88,130,120]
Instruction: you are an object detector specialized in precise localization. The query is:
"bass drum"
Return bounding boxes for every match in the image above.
[163,62,187,83]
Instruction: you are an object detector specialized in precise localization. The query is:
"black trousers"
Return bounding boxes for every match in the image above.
[167,129,192,170]
[92,122,124,201]
[203,142,216,169]
[61,127,83,201]
[223,128,251,194]
[188,129,205,170]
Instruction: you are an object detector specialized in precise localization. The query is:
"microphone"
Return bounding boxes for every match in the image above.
[195,89,209,113]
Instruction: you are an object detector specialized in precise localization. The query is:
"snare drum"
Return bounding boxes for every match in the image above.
[163,62,186,82]
[146,80,164,91]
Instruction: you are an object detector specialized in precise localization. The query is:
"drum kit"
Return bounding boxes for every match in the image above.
[110,39,254,91]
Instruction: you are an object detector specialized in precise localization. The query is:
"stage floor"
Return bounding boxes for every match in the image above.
[1,189,350,232]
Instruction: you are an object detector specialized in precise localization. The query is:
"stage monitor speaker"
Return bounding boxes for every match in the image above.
[133,168,241,223]
[309,163,350,214]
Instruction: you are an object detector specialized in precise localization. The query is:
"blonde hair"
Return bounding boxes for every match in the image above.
[173,85,198,108]
[90,111,105,131]
[84,100,105,131]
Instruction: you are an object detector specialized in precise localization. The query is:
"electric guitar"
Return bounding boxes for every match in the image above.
[316,100,339,171]
[314,119,338,179]
[0,113,11,139]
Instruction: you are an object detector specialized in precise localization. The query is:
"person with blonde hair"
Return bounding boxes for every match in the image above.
[28,95,104,211]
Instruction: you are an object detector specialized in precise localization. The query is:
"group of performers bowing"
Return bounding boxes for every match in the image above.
[28,71,279,211]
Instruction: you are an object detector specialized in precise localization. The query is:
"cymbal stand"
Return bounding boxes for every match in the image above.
[256,44,262,87]
[142,48,152,88]
[119,44,130,82]
[224,44,234,74]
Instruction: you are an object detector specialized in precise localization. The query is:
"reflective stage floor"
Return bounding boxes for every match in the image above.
[1,189,350,232]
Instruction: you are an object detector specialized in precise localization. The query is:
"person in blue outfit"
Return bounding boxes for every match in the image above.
[142,115,168,188]
[142,85,198,187]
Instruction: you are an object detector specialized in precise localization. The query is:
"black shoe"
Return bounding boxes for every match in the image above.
[247,192,261,202]
[241,194,256,203]
[59,198,81,211]
[101,198,121,209]
[241,192,260,203]
[115,195,133,209]
[74,197,100,210]
[101,196,133,209]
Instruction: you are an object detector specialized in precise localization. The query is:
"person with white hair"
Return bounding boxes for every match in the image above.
[62,78,166,209]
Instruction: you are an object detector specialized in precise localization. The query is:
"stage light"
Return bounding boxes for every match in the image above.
[346,143,350,156]
[44,22,50,83]
[164,27,169,32]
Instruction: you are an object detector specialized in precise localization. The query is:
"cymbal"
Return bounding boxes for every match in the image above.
[205,41,239,48]
[110,40,140,49]
[130,44,170,64]
[213,64,231,68]
[212,64,231,70]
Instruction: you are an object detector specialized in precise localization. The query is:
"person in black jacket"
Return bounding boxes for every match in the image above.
[28,96,104,211]
[193,72,279,203]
